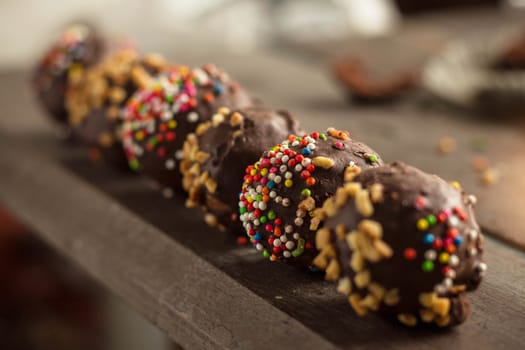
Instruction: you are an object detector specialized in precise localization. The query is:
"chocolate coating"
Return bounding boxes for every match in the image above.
[121,64,253,194]
[239,129,383,267]
[314,162,485,327]
[181,107,300,234]
[66,49,169,167]
[32,24,104,126]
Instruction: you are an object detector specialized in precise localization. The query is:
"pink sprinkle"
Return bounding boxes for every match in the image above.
[335,141,344,149]
[270,167,278,173]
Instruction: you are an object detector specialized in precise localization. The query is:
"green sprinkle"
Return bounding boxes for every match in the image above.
[301,188,312,197]
[319,133,327,140]
[165,95,173,103]
[129,159,140,170]
[422,260,434,272]
[260,216,267,224]
[292,238,305,257]
[268,211,276,220]
[426,215,437,226]
[368,154,378,164]
[263,250,270,258]
[239,207,247,214]
[256,194,263,202]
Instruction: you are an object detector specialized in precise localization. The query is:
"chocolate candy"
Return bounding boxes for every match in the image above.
[314,162,485,327]
[239,129,383,267]
[121,64,253,194]
[32,24,104,126]
[66,48,169,167]
[181,106,300,234]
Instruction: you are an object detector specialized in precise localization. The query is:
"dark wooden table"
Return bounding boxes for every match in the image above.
[1,9,525,350]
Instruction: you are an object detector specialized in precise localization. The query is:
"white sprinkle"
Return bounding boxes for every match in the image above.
[294,164,303,172]
[259,202,267,211]
[273,239,281,247]
[296,209,306,218]
[269,191,277,198]
[275,196,282,203]
[268,173,276,181]
[425,250,437,261]
[443,278,453,288]
[283,251,291,258]
[307,143,316,150]
[294,217,304,226]
[274,176,282,184]
[449,255,459,266]
[279,165,287,173]
[253,219,260,226]
[282,198,291,207]
[280,235,288,243]
[253,202,259,209]
[301,158,311,167]
[165,159,176,170]
[256,243,264,251]
[285,241,295,249]
[285,225,293,233]
[284,172,293,179]
[162,188,174,199]
[293,233,300,240]
[448,216,460,227]
[175,150,184,160]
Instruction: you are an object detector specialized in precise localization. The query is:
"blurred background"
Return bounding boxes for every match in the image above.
[1,0,524,349]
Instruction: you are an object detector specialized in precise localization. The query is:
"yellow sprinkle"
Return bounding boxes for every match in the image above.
[250,169,257,176]
[246,195,253,203]
[260,168,268,176]
[439,252,449,264]
[168,120,177,129]
[284,179,293,188]
[417,219,429,231]
[135,131,144,141]
[451,181,461,190]
[218,107,231,115]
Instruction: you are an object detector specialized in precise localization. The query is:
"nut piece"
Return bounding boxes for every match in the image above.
[358,220,382,239]
[355,189,374,217]
[354,270,371,288]
[349,294,368,316]
[398,314,418,327]
[419,292,436,308]
[229,112,244,126]
[370,183,384,203]
[384,288,400,306]
[313,156,335,169]
[432,297,451,317]
[315,228,331,250]
[336,277,352,295]
[325,259,341,282]
[344,165,362,182]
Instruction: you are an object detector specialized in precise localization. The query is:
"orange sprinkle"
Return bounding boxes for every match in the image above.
[204,93,214,102]
[262,195,270,202]
[306,177,317,186]
[274,227,281,236]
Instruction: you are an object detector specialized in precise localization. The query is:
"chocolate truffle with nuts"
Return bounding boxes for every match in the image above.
[239,129,383,267]
[181,107,300,234]
[33,23,105,126]
[313,162,485,327]
[121,64,253,196]
[66,48,169,166]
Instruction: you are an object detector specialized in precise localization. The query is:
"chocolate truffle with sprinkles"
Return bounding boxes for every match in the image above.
[66,48,169,166]
[239,128,383,267]
[181,106,300,234]
[313,162,485,327]
[33,23,104,126]
[121,64,253,196]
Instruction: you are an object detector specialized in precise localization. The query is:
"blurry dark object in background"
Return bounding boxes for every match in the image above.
[333,58,419,103]
[422,27,525,116]
[492,30,525,70]
[0,207,105,350]
[394,0,499,15]
[32,23,105,128]
[66,49,169,170]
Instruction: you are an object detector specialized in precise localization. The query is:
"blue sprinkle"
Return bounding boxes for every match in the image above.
[423,233,434,245]
[213,82,224,95]
[267,181,275,189]
[254,233,262,241]
[454,236,463,246]
[302,148,311,156]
